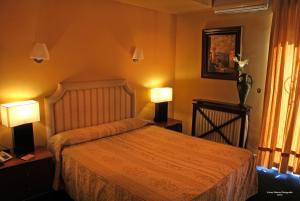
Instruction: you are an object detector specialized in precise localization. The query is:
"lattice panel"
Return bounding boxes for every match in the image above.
[195,108,247,147]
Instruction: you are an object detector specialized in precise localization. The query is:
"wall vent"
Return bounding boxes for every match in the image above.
[213,0,269,14]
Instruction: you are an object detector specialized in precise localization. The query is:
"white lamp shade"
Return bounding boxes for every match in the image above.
[150,87,173,103]
[1,100,40,127]
[132,48,144,62]
[30,43,50,62]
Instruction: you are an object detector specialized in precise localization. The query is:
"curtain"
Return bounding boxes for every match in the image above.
[258,0,300,174]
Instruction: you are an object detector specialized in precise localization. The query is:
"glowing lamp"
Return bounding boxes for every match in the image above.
[1,100,40,127]
[150,87,173,122]
[150,88,173,103]
[1,100,40,156]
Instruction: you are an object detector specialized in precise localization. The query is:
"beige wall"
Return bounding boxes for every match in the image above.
[0,0,176,147]
[174,10,272,152]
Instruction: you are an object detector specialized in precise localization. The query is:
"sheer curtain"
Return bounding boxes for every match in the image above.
[258,0,300,173]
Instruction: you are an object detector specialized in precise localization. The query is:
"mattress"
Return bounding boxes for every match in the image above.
[49,118,257,201]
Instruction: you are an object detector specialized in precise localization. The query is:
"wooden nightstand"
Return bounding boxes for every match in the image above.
[0,147,54,201]
[154,118,183,132]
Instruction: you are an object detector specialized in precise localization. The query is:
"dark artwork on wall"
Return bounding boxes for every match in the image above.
[202,26,241,80]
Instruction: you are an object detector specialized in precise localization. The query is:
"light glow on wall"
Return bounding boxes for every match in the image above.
[144,78,164,88]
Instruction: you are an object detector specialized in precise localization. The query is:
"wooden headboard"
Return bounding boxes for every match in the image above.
[44,79,135,138]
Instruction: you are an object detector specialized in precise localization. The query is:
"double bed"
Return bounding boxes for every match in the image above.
[45,80,257,201]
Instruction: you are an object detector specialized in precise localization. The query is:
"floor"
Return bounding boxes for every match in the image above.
[31,167,300,201]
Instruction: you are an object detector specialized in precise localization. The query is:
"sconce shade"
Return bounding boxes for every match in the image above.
[151,87,173,103]
[132,48,144,62]
[1,100,40,128]
[30,43,50,63]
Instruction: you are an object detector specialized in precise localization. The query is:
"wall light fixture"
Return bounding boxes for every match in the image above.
[30,43,50,63]
[132,47,144,62]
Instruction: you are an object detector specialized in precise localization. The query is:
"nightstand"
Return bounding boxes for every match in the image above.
[153,118,183,132]
[0,147,54,201]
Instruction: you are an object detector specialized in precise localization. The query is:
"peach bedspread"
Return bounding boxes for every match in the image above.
[49,119,257,201]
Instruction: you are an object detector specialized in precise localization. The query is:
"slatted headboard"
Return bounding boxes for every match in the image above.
[44,79,135,138]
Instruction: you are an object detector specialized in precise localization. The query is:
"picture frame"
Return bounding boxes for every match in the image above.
[201,26,242,80]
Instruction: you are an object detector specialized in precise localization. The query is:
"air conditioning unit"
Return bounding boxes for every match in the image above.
[213,0,269,14]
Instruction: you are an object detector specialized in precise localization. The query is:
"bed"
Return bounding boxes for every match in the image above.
[45,79,257,201]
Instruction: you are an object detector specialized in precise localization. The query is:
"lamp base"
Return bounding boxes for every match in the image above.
[12,123,35,157]
[154,102,168,122]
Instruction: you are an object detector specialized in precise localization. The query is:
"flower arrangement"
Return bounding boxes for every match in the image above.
[233,54,249,73]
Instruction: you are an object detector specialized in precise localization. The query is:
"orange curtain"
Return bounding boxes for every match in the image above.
[258,0,300,174]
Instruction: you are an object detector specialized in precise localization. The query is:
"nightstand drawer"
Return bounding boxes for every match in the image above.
[0,165,28,201]
[27,158,54,198]
[0,148,53,201]
[166,123,182,132]
[153,118,183,133]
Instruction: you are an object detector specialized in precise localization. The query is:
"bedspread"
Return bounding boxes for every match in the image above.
[48,118,149,190]
[54,123,257,201]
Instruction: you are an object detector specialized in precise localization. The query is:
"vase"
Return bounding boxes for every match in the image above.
[237,73,253,105]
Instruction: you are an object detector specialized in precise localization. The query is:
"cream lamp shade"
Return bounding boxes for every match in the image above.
[150,87,173,103]
[30,43,50,63]
[132,47,144,62]
[0,100,40,127]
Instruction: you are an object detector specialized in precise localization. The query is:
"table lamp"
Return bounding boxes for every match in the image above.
[0,100,40,157]
[151,87,173,122]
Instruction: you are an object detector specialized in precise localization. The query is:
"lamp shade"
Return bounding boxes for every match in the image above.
[30,43,50,63]
[1,100,40,127]
[132,48,144,62]
[150,87,173,103]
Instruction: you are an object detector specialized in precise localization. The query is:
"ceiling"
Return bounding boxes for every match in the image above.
[114,0,213,14]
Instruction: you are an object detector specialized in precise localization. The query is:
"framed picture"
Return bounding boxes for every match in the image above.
[202,26,242,80]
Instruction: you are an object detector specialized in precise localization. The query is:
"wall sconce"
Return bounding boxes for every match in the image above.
[150,87,173,122]
[132,47,144,62]
[30,43,50,63]
[0,100,40,156]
